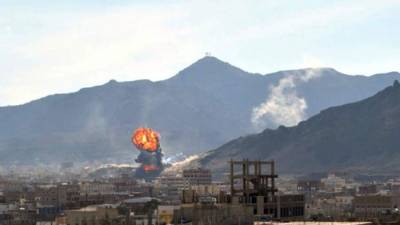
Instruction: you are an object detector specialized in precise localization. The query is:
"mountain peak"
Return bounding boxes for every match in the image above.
[188,56,237,71]
[170,56,250,81]
[196,56,224,64]
[106,79,118,85]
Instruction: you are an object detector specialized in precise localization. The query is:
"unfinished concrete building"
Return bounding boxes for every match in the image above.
[230,159,304,220]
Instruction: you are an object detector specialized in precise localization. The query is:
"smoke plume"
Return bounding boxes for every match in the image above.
[251,69,321,130]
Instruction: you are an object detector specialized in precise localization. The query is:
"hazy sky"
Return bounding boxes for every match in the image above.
[1,0,400,106]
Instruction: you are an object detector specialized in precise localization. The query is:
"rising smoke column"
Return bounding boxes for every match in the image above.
[131,127,164,179]
[251,69,321,131]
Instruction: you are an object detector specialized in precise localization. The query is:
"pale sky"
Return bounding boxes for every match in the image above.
[1,0,400,106]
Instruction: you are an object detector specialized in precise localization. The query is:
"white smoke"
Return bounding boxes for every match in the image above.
[163,152,187,164]
[162,154,200,175]
[251,69,321,130]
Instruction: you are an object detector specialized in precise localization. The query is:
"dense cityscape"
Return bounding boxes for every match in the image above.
[0,160,400,224]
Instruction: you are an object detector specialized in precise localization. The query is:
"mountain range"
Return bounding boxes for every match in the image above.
[0,56,399,166]
[199,81,400,175]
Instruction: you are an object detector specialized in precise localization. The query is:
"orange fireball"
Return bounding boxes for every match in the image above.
[132,127,160,151]
[143,164,159,171]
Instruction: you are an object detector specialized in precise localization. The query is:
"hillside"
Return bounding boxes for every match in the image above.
[0,56,399,165]
[200,81,400,175]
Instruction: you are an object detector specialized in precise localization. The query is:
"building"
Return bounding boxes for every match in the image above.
[80,181,115,195]
[156,169,214,204]
[190,184,223,196]
[358,184,378,195]
[121,197,159,225]
[158,205,180,225]
[306,193,354,219]
[157,175,187,190]
[175,203,254,225]
[229,160,305,220]
[181,184,229,204]
[58,183,80,209]
[297,180,323,193]
[111,174,137,193]
[65,204,119,225]
[35,183,80,209]
[321,174,346,192]
[8,208,37,225]
[35,185,59,207]
[353,195,400,218]
[36,205,60,221]
[183,168,212,186]
[390,183,400,195]
[156,175,187,204]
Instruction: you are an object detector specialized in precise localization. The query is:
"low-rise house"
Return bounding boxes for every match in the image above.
[353,195,400,219]
[65,204,120,225]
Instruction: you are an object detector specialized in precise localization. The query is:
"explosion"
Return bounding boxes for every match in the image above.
[143,165,159,171]
[132,127,160,151]
[131,127,163,180]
